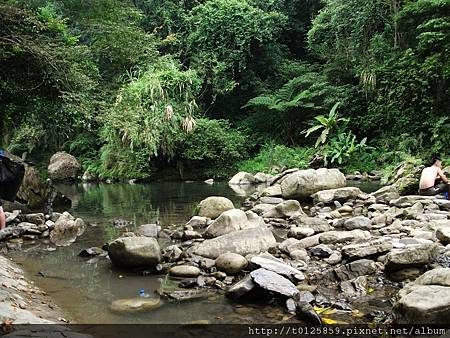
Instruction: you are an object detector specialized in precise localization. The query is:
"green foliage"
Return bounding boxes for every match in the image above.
[238,143,315,174]
[185,0,286,94]
[323,131,368,166]
[176,119,249,178]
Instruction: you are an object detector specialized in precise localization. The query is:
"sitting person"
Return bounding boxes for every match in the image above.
[418,156,449,198]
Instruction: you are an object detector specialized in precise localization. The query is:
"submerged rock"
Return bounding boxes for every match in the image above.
[193,227,276,259]
[107,237,161,268]
[110,297,162,313]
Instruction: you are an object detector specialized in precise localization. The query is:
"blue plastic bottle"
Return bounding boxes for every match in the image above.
[445,191,449,200]
[139,289,150,298]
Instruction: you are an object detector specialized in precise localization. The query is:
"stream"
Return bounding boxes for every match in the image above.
[7,180,387,324]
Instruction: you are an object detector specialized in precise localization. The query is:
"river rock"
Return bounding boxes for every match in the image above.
[385,243,439,271]
[250,268,299,297]
[319,230,371,244]
[186,216,210,228]
[344,216,372,230]
[110,297,162,313]
[261,185,282,197]
[49,212,85,246]
[135,224,160,237]
[436,227,450,244]
[389,268,422,282]
[169,265,201,277]
[311,187,363,204]
[194,227,276,259]
[288,227,315,239]
[295,301,322,324]
[342,238,393,259]
[245,210,266,228]
[161,245,182,262]
[254,172,270,183]
[340,275,368,297]
[226,274,255,298]
[215,253,248,274]
[393,268,450,324]
[195,197,234,219]
[204,209,248,238]
[279,234,321,253]
[48,151,81,181]
[229,172,257,185]
[107,237,161,268]
[22,213,45,225]
[262,200,303,218]
[280,168,346,199]
[293,216,331,233]
[250,254,305,280]
[251,203,276,215]
[334,259,378,281]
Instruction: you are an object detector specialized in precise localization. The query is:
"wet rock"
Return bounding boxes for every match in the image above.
[340,275,368,297]
[319,230,371,244]
[110,297,162,313]
[215,253,248,274]
[229,172,257,185]
[250,268,299,297]
[79,247,106,257]
[334,259,378,281]
[295,302,322,324]
[389,268,422,282]
[393,268,450,324]
[293,216,331,233]
[164,289,216,301]
[107,237,161,268]
[311,187,363,204]
[342,238,393,259]
[250,255,305,280]
[49,212,85,246]
[186,216,210,228]
[385,243,439,271]
[193,227,276,259]
[169,265,201,277]
[48,151,81,181]
[280,168,346,199]
[226,275,256,299]
[204,209,248,238]
[196,196,235,219]
[162,245,182,262]
[309,244,333,258]
[436,227,450,245]
[344,216,372,231]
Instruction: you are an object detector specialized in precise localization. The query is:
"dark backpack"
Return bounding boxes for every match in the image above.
[0,154,25,202]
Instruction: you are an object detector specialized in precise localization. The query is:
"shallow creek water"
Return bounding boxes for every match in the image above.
[7,180,393,324]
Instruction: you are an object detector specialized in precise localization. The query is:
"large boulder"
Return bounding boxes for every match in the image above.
[393,268,450,324]
[195,196,234,219]
[311,187,363,204]
[229,172,258,185]
[49,211,85,246]
[388,160,424,195]
[107,237,161,268]
[204,209,248,238]
[280,168,346,199]
[385,243,439,271]
[48,151,81,181]
[193,227,276,259]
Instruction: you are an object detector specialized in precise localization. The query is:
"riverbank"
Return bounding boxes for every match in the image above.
[0,254,66,323]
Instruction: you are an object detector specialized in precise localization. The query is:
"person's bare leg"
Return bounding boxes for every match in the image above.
[0,207,5,230]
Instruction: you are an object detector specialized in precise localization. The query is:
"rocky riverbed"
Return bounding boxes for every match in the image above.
[1,167,450,326]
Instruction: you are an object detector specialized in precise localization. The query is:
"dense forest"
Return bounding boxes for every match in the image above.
[1,0,449,180]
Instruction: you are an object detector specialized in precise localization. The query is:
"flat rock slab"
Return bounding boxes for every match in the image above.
[250,255,305,281]
[250,268,299,298]
[110,297,162,313]
[226,274,255,299]
[342,238,393,259]
[193,227,276,259]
